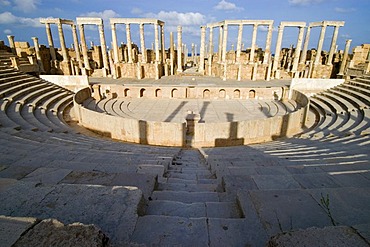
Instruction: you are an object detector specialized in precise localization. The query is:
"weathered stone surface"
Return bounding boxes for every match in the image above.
[61,171,156,200]
[252,174,301,190]
[308,188,370,226]
[0,166,37,180]
[266,226,369,247]
[21,167,72,184]
[151,190,219,203]
[208,218,268,247]
[0,181,142,246]
[0,215,38,247]
[146,201,206,217]
[247,189,332,235]
[13,219,110,247]
[130,215,208,246]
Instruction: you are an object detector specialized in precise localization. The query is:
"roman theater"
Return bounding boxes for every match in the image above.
[0,16,370,246]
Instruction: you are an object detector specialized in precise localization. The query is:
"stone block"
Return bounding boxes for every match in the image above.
[246,189,332,236]
[130,215,208,246]
[13,219,109,247]
[0,215,37,247]
[266,226,369,247]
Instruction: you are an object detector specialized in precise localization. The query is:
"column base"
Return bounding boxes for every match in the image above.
[60,61,72,75]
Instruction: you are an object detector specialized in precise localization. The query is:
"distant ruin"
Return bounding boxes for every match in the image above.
[3,17,369,81]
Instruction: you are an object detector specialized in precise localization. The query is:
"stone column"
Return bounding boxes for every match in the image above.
[72,24,82,67]
[45,23,56,61]
[183,44,187,65]
[57,21,69,62]
[263,24,273,64]
[292,26,305,73]
[218,26,223,63]
[199,26,206,73]
[170,32,174,75]
[208,27,214,75]
[300,26,311,64]
[314,24,327,65]
[7,35,16,55]
[111,23,119,63]
[98,23,109,75]
[154,23,160,62]
[191,43,195,64]
[177,26,183,73]
[78,24,90,70]
[161,24,165,64]
[139,23,147,63]
[221,24,228,64]
[32,37,45,72]
[222,24,228,80]
[236,24,243,64]
[327,25,340,65]
[272,24,284,75]
[126,23,133,63]
[338,39,352,76]
[249,23,258,64]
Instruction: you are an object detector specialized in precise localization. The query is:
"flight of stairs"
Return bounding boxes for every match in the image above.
[130,148,260,246]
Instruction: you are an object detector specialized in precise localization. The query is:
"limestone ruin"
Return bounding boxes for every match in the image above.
[0,16,370,247]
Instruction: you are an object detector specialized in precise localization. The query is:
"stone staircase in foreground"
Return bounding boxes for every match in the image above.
[130,149,267,246]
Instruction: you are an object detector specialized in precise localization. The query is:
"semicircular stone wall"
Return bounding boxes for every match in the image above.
[73,86,309,147]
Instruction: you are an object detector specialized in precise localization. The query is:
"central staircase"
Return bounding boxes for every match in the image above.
[130,148,265,246]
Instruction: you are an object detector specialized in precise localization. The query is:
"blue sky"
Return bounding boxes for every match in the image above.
[0,0,369,53]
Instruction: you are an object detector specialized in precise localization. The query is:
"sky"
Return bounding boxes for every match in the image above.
[0,0,369,53]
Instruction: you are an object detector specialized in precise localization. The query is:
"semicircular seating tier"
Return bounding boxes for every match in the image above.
[0,61,370,246]
[300,74,370,139]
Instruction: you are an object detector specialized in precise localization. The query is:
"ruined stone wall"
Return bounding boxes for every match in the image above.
[311,64,333,79]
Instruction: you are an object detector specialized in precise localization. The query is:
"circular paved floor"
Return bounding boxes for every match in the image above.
[96,98,298,123]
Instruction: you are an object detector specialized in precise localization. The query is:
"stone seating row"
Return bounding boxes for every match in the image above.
[0,66,75,133]
[301,75,370,139]
[203,133,370,239]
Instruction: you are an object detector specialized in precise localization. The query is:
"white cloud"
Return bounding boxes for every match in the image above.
[4,29,12,34]
[13,0,40,13]
[81,9,120,22]
[144,11,207,36]
[131,7,143,15]
[214,0,244,11]
[335,7,356,13]
[340,34,351,39]
[0,0,11,6]
[288,0,323,6]
[0,11,42,27]
[146,11,206,26]
[258,26,277,32]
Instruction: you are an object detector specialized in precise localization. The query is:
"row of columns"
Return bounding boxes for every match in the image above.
[205,20,274,67]
[40,18,82,74]
[37,17,346,80]
[110,18,165,65]
[76,17,109,75]
[271,21,345,78]
[299,21,345,66]
[272,22,306,77]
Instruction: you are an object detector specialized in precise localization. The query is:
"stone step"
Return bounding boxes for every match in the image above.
[151,191,220,203]
[181,168,213,175]
[146,200,242,218]
[130,215,209,247]
[146,200,206,217]
[165,172,196,180]
[166,176,217,184]
[167,177,197,184]
[157,182,219,192]
[207,218,268,247]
